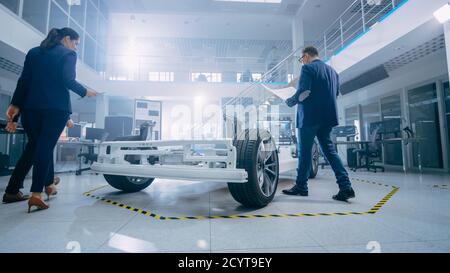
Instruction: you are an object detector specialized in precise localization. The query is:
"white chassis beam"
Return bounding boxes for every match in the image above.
[91,139,248,183]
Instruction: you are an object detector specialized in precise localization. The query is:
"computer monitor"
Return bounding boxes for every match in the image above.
[67,124,82,138]
[332,126,357,137]
[85,128,107,141]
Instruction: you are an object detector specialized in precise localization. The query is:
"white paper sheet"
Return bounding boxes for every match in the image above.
[261,84,296,101]
[261,84,310,102]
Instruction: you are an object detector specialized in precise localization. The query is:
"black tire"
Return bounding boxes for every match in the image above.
[104,175,154,193]
[103,135,155,193]
[228,129,279,208]
[309,142,320,179]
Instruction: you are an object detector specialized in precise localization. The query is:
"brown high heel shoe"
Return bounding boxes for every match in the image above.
[45,185,58,201]
[28,196,49,213]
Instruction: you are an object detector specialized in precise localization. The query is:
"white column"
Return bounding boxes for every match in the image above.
[436,80,449,171]
[292,12,304,77]
[442,21,450,171]
[95,94,109,129]
[444,21,450,82]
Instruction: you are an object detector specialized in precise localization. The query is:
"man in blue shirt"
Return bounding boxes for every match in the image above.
[283,46,355,202]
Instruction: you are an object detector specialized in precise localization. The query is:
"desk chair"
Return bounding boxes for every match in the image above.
[76,131,109,176]
[321,126,357,169]
[76,122,156,175]
[114,121,155,142]
[352,127,385,173]
[113,121,157,165]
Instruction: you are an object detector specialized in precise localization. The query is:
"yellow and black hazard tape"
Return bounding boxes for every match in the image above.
[367,186,399,214]
[83,178,399,221]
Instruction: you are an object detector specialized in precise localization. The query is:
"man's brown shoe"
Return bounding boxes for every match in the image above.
[2,192,30,204]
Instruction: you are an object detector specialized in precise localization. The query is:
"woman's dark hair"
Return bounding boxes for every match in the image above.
[40,27,79,51]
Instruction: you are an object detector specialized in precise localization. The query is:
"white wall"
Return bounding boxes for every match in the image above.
[329,0,449,74]
[292,8,304,77]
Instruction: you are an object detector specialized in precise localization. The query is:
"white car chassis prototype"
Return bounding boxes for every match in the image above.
[92,139,248,183]
[91,129,281,207]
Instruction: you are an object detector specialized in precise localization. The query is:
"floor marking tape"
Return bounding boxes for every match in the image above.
[83,178,399,221]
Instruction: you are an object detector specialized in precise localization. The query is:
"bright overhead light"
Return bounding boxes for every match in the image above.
[214,0,282,3]
[434,3,450,24]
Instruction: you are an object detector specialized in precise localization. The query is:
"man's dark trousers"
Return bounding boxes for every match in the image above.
[297,125,351,192]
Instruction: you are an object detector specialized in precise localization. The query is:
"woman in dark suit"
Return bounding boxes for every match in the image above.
[5,27,97,212]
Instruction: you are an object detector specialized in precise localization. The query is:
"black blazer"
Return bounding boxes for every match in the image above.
[11,44,87,114]
[293,59,340,129]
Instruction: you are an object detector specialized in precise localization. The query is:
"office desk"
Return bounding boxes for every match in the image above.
[0,121,26,175]
[340,138,426,173]
[376,138,427,173]
[333,141,373,171]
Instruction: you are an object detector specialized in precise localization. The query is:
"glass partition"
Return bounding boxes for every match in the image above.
[381,94,403,166]
[361,102,381,141]
[408,83,443,169]
[345,106,360,140]
[444,82,450,166]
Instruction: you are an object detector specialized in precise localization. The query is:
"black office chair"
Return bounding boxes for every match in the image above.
[76,122,157,175]
[352,127,385,173]
[76,131,109,176]
[114,121,155,142]
[115,121,158,165]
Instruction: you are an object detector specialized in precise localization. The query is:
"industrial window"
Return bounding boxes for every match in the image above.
[192,73,222,83]
[22,0,49,34]
[149,72,174,82]
[84,36,96,69]
[85,0,98,39]
[54,0,69,11]
[236,73,262,83]
[0,0,19,14]
[69,19,84,60]
[49,1,69,30]
[70,0,86,28]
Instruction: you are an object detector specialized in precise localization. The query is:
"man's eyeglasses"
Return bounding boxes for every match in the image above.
[298,55,306,63]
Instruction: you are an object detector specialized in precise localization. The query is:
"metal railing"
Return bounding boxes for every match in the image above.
[189,0,410,139]
[187,47,302,139]
[312,0,409,60]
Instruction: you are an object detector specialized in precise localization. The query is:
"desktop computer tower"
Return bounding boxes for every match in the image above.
[347,148,358,168]
[104,116,133,141]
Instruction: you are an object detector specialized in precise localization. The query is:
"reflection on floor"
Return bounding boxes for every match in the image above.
[0,168,450,253]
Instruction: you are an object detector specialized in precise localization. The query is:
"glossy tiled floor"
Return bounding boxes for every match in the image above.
[0,168,450,253]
